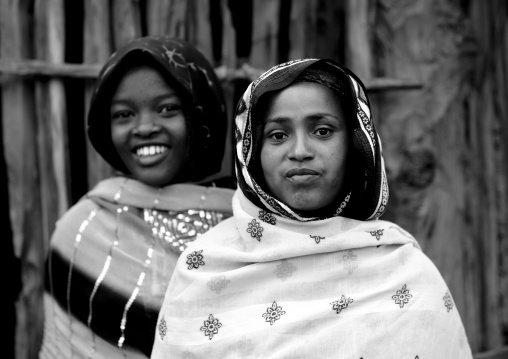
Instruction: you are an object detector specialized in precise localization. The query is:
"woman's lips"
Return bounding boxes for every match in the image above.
[132,145,170,166]
[134,145,169,157]
[286,168,320,177]
[285,168,320,184]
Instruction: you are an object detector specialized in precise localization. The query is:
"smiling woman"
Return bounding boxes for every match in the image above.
[38,37,235,359]
[109,65,189,187]
[151,59,474,358]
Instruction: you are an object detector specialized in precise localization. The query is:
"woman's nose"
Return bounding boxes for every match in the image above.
[132,114,161,137]
[288,134,314,161]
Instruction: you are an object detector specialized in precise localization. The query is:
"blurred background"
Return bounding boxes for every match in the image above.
[1,0,507,358]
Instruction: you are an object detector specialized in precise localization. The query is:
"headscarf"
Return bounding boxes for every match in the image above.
[87,36,228,182]
[234,58,388,221]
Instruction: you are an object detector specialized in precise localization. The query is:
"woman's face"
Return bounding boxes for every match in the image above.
[110,65,189,187]
[260,81,350,213]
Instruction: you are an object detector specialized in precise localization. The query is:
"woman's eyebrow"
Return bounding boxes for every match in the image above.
[306,112,340,121]
[264,113,342,125]
[111,93,179,105]
[264,116,290,125]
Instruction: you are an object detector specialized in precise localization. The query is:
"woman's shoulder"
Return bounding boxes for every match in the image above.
[56,192,98,224]
[193,216,238,246]
[178,216,242,258]
[48,194,100,253]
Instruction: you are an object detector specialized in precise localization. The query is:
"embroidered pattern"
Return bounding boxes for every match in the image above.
[258,210,276,225]
[443,291,454,312]
[262,301,286,325]
[246,219,264,241]
[274,259,297,281]
[310,235,325,244]
[371,172,389,219]
[340,250,358,274]
[333,192,351,216]
[243,127,251,156]
[207,276,231,294]
[331,295,354,314]
[145,208,225,255]
[186,250,205,270]
[241,119,253,160]
[161,45,214,89]
[253,182,294,220]
[252,59,306,87]
[158,315,168,340]
[200,314,222,340]
[392,284,413,308]
[369,229,384,240]
[357,103,376,147]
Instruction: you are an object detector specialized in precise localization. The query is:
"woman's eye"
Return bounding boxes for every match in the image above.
[315,128,332,136]
[111,110,132,120]
[268,131,287,141]
[159,104,181,115]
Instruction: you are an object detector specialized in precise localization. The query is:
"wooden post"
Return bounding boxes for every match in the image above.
[189,0,214,59]
[84,0,113,189]
[250,0,280,69]
[1,1,45,358]
[147,0,187,38]
[468,0,508,351]
[371,0,485,351]
[346,0,372,78]
[34,0,69,250]
[287,0,309,60]
[112,0,142,49]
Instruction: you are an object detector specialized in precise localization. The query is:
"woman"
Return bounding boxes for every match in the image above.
[151,59,473,358]
[39,36,235,359]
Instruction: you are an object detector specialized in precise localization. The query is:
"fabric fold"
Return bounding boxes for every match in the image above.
[151,189,471,358]
[40,177,234,358]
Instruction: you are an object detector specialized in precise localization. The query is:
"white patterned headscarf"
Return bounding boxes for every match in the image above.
[233,58,389,221]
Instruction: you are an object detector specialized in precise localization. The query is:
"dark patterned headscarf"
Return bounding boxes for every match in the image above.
[87,36,228,182]
[234,58,388,221]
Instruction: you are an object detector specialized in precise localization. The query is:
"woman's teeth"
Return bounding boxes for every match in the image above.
[136,145,168,157]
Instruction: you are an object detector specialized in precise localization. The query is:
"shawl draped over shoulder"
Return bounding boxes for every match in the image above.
[152,189,471,358]
[151,59,473,358]
[39,177,234,358]
[40,35,234,359]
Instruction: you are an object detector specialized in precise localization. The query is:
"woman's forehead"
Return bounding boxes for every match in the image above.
[261,82,349,123]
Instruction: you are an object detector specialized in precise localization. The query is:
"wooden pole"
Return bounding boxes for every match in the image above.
[146,0,171,36]
[250,0,282,69]
[346,0,372,79]
[372,0,484,351]
[84,0,113,189]
[468,0,508,351]
[0,59,102,78]
[1,1,45,358]
[147,0,187,38]
[0,59,423,91]
[34,0,70,249]
[112,0,142,49]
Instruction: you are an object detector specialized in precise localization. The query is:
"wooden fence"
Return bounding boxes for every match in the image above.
[1,0,507,358]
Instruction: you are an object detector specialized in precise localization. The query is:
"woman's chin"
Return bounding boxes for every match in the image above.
[286,199,327,215]
[282,194,339,218]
